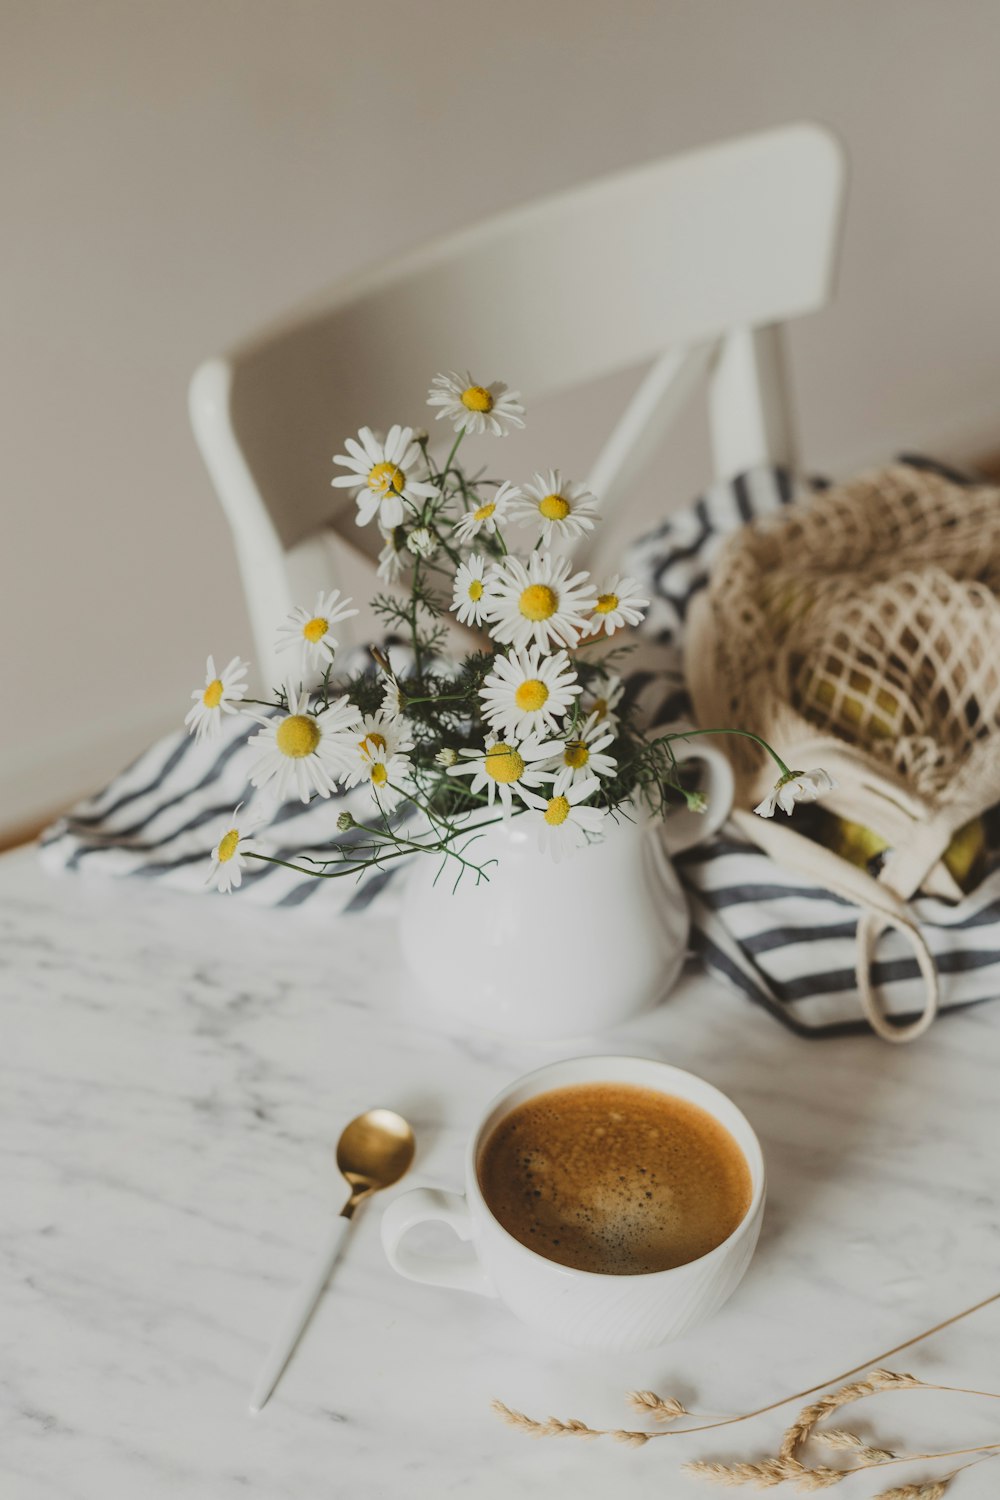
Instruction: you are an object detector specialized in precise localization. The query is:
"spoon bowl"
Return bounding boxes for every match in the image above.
[336,1108,416,1212]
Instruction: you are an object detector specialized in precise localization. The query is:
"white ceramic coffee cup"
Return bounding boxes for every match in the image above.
[380,1055,765,1353]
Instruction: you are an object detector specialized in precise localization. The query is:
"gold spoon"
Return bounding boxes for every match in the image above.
[249,1108,416,1413]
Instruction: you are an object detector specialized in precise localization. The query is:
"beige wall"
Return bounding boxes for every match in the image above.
[4,0,1000,831]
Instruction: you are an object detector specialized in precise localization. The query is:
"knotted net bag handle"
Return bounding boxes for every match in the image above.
[731,811,940,1042]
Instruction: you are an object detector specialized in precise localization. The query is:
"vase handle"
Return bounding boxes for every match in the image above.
[660,741,734,855]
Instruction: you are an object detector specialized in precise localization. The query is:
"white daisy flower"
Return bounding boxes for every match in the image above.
[451,554,492,627]
[582,672,625,733]
[754,767,836,818]
[377,527,409,583]
[406,526,437,559]
[426,371,525,437]
[479,646,581,737]
[519,777,608,860]
[341,713,415,811]
[332,425,438,529]
[483,552,597,653]
[587,574,649,636]
[184,655,249,742]
[453,481,520,546]
[206,803,263,893]
[246,687,361,804]
[510,469,599,544]
[380,673,406,721]
[275,589,359,675]
[446,734,558,817]
[551,712,617,794]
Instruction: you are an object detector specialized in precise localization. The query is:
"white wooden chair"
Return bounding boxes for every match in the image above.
[189,122,845,688]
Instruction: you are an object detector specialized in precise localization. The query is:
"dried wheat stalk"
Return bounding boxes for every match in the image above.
[492,1290,1000,1500]
[626,1390,688,1422]
[493,1290,1000,1448]
[871,1483,949,1500]
[682,1456,808,1487]
[490,1400,652,1445]
[779,1370,921,1461]
[814,1428,895,1463]
[490,1401,600,1439]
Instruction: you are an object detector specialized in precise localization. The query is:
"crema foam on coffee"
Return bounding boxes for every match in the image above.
[477,1082,751,1275]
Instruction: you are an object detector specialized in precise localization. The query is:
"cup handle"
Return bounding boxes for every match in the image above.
[659,739,735,856]
[380,1187,499,1298]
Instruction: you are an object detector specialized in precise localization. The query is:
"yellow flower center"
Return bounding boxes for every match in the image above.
[202,678,224,708]
[371,763,388,786]
[302,616,329,643]
[519,584,558,621]
[563,741,589,769]
[539,493,570,521]
[515,679,549,712]
[360,732,387,755]
[594,593,620,615]
[461,385,494,413]
[468,578,484,601]
[217,829,239,862]
[485,743,525,783]
[275,714,321,758]
[367,461,406,496]
[473,501,496,523]
[592,696,609,719]
[544,796,571,826]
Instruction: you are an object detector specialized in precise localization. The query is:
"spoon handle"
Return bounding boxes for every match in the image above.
[249,1214,351,1413]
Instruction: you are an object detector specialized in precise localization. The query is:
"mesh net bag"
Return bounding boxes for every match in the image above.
[686,463,1000,1041]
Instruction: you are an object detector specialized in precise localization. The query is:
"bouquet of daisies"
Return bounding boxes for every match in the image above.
[185,372,832,893]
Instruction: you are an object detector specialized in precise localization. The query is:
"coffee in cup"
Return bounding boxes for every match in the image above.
[477,1081,752,1275]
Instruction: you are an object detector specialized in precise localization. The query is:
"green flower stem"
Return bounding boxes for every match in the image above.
[441,429,465,481]
[654,726,793,779]
[245,848,414,879]
[409,554,424,675]
[398,690,469,708]
[429,526,463,568]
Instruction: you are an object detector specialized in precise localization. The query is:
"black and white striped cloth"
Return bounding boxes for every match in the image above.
[41,462,1000,1035]
[623,459,1000,1037]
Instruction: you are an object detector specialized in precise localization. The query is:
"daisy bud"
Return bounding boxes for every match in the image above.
[407,527,436,559]
[436,747,459,767]
[684,790,709,815]
[337,811,355,831]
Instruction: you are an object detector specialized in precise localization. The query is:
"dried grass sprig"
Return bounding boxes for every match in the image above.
[779,1370,921,1461]
[493,1289,1000,1450]
[490,1401,600,1439]
[872,1456,1000,1500]
[625,1391,688,1422]
[871,1482,949,1500]
[490,1400,653,1445]
[813,1429,895,1463]
[682,1456,808,1487]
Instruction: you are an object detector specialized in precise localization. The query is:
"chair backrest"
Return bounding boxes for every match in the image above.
[190,122,845,688]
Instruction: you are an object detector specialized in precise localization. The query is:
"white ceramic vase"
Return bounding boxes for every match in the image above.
[398,742,734,1040]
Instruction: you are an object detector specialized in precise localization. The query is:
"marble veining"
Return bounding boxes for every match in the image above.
[3,849,1000,1498]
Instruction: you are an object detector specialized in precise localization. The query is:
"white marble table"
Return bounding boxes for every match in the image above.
[4,845,1000,1500]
